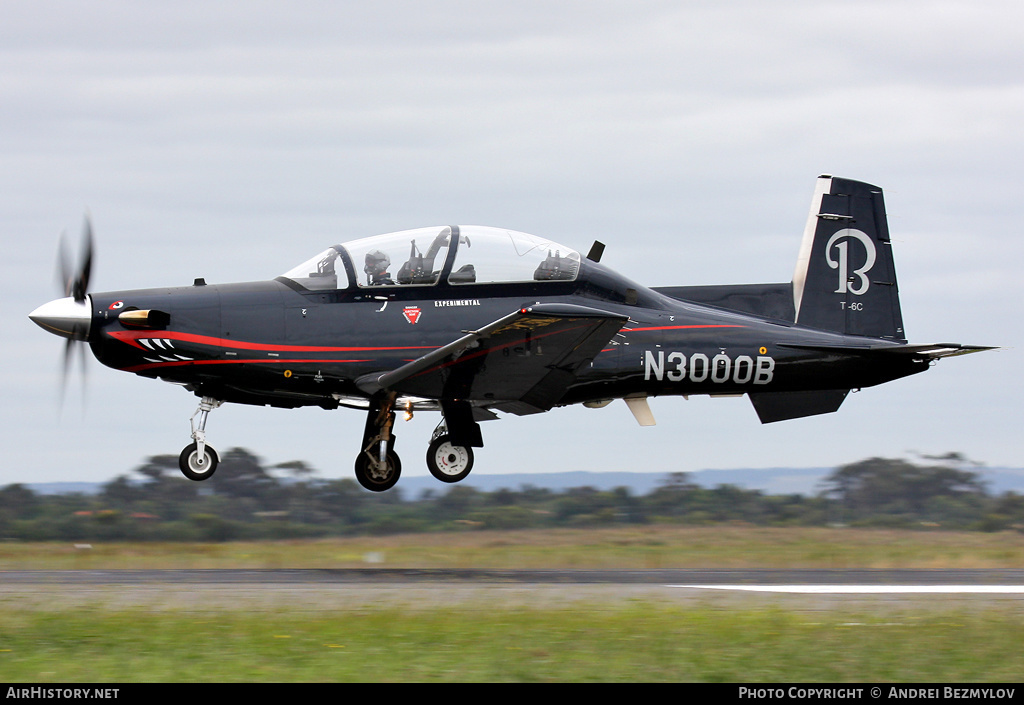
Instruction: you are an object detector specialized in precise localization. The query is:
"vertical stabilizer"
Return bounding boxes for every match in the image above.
[792,176,905,341]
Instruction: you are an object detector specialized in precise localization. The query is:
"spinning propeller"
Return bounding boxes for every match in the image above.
[59,216,94,305]
[29,216,95,404]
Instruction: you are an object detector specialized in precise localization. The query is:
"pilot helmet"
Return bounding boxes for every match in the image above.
[364,249,391,274]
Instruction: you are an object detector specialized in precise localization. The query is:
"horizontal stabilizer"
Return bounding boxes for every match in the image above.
[873,343,997,359]
[749,389,850,423]
[779,341,996,360]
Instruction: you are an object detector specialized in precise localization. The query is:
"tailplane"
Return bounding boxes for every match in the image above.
[792,176,906,341]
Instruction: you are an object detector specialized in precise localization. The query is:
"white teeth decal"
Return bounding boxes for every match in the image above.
[136,337,188,363]
[142,355,193,365]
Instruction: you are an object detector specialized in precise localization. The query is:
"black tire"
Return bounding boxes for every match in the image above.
[426,435,474,483]
[179,442,219,481]
[355,450,402,492]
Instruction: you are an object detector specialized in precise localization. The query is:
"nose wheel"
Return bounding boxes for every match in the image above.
[179,441,219,481]
[179,396,222,481]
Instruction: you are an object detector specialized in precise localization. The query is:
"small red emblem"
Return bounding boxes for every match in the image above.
[402,306,422,324]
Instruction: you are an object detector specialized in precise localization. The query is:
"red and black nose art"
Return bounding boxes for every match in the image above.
[104,328,435,374]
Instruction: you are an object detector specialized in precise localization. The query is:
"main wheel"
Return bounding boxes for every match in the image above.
[179,442,219,481]
[426,435,474,483]
[354,450,402,492]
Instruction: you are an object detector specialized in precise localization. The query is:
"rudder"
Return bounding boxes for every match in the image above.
[792,176,906,341]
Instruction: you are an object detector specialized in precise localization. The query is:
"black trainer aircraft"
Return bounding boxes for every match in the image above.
[30,176,991,491]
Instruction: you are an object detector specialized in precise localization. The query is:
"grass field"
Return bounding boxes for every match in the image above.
[3,603,1023,682]
[4,525,1024,570]
[2,526,1024,682]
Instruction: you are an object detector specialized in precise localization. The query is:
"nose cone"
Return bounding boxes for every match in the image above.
[29,296,92,341]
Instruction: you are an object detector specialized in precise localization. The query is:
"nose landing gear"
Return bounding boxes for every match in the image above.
[179,396,222,481]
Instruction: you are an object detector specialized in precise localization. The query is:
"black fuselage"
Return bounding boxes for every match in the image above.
[86,257,928,414]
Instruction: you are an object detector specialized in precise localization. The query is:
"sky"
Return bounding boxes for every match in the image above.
[2,1,1020,489]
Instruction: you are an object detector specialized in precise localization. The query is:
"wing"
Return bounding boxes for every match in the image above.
[357,303,628,413]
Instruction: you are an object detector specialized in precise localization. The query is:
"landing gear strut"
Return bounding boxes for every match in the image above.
[351,397,483,491]
[179,396,221,481]
[355,393,401,492]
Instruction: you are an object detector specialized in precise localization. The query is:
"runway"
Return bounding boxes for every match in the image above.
[4,568,1024,585]
[4,568,1024,602]
[3,568,1024,618]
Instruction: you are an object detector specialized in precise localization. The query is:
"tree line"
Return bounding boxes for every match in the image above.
[1,451,1021,541]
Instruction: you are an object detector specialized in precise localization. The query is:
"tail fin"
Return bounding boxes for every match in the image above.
[792,176,906,342]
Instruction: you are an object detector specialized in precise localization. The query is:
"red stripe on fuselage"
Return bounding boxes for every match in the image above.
[106,329,437,353]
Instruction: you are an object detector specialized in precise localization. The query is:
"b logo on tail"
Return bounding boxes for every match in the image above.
[826,228,876,295]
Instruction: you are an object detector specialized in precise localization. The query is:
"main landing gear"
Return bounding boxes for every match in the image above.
[353,396,481,492]
[426,425,474,483]
[178,396,221,481]
[354,393,402,492]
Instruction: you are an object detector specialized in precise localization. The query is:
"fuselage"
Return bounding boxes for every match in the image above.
[83,254,929,413]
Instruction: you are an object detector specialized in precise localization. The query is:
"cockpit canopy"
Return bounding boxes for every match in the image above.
[281,226,581,291]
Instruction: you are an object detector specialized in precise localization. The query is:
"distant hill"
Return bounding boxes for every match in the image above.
[401,466,1024,498]
[397,468,835,497]
[24,466,1024,498]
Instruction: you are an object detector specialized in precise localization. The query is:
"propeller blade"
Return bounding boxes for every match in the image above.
[57,338,89,413]
[56,217,94,301]
[75,215,94,302]
[49,215,96,411]
[57,230,73,298]
[79,336,88,408]
[60,337,74,409]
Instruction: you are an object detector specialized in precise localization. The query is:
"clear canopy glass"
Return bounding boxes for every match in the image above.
[280,226,580,290]
[447,226,580,285]
[345,226,453,287]
[280,247,348,291]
